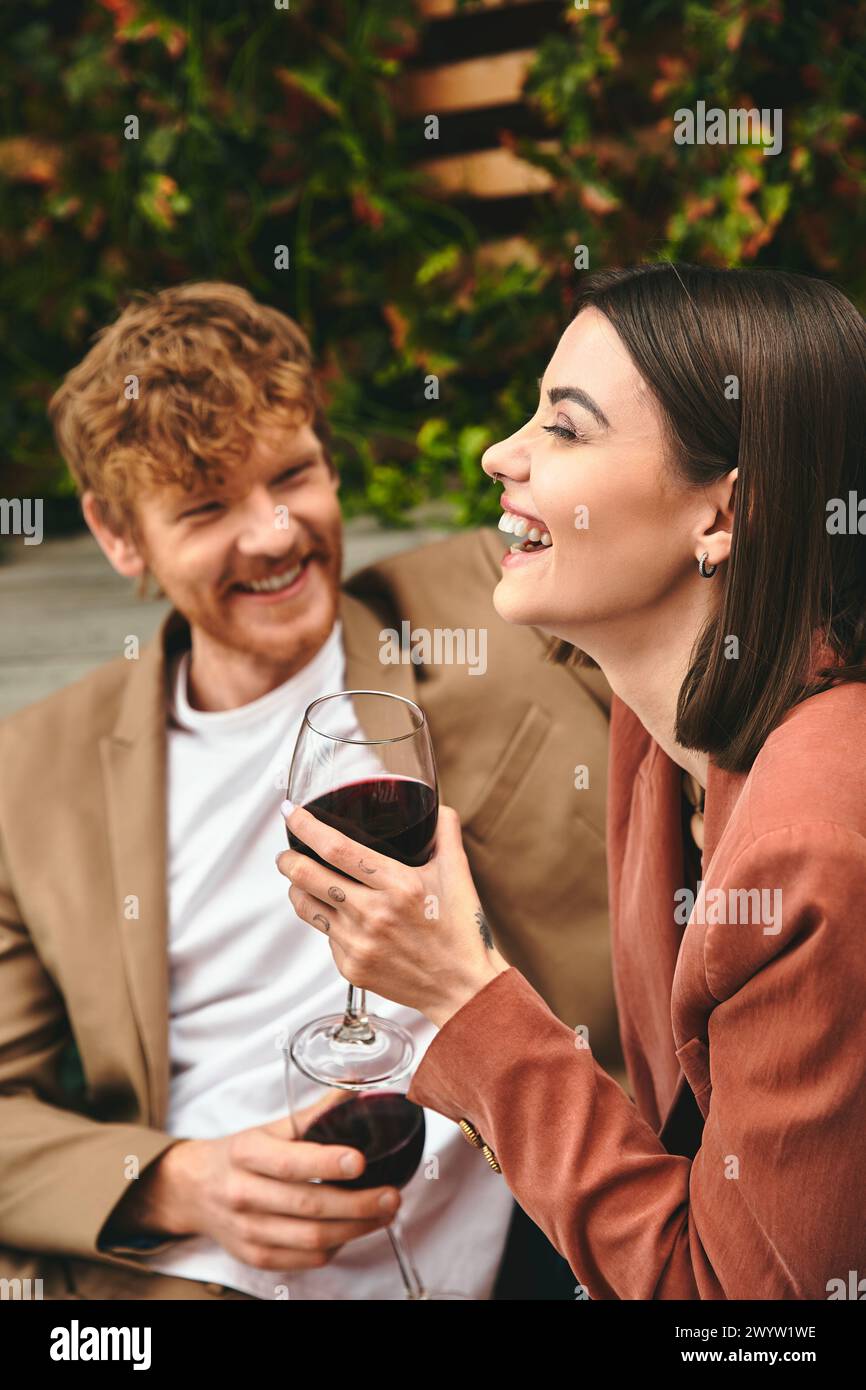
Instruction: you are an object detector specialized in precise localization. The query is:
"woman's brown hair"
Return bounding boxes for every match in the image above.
[549,263,866,773]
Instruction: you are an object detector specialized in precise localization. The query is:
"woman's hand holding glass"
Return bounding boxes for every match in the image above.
[277,802,510,1029]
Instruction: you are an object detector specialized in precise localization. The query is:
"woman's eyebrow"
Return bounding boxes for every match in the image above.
[546,384,611,430]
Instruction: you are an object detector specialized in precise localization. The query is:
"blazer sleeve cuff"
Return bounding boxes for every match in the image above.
[101,1233,178,1256]
[94,1135,190,1264]
[409,966,559,1144]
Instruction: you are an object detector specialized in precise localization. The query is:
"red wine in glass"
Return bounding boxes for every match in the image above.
[285,690,439,1088]
[302,1092,425,1190]
[285,1066,468,1299]
[288,776,438,871]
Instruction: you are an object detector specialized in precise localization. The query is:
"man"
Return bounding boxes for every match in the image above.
[0,282,620,1301]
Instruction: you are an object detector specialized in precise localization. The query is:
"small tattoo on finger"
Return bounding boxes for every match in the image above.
[327,885,346,903]
[312,913,330,933]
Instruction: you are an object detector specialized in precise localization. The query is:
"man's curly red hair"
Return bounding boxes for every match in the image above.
[48,280,332,533]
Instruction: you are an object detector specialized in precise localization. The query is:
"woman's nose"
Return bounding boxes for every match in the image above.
[481,430,529,483]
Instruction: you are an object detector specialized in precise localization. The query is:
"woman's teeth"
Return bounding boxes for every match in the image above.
[498,511,552,552]
[241,561,303,593]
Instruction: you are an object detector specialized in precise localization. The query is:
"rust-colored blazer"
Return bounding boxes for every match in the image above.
[410,679,866,1299]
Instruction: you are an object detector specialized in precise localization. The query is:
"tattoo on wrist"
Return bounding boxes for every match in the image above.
[475,908,493,950]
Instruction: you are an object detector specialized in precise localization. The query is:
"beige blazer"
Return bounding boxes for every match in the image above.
[0,528,618,1300]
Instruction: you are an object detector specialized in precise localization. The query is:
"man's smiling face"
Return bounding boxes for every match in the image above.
[131,422,343,675]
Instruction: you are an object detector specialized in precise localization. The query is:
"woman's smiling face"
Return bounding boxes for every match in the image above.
[481,307,714,648]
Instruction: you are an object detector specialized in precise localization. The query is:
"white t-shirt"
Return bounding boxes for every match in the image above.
[145,620,513,1299]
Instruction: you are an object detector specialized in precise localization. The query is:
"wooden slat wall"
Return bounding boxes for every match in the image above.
[401,50,537,114]
[415,143,557,198]
[416,0,545,16]
[401,0,565,214]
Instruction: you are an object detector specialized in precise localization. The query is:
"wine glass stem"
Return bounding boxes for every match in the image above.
[387,1222,427,1301]
[332,983,376,1044]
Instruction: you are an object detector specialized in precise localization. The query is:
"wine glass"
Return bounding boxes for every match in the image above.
[285,690,438,1087]
[284,1050,470,1300]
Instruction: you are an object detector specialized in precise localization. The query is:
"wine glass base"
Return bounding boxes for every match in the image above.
[290,1013,415,1088]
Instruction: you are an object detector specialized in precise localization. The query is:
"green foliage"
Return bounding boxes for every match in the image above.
[0,0,864,526]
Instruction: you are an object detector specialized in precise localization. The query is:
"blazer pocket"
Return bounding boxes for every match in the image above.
[675,1036,712,1108]
[462,703,552,843]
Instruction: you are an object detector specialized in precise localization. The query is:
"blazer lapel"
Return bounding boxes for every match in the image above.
[340,591,419,708]
[98,610,187,1128]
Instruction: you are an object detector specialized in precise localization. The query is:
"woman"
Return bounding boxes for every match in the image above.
[277,264,866,1299]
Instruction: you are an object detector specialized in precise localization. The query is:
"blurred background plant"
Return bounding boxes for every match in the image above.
[1,0,864,534]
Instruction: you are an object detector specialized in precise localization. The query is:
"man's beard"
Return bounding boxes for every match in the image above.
[151,536,343,659]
